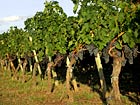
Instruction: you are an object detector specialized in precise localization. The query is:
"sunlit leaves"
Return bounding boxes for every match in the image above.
[0,27,30,58]
[0,0,140,63]
[74,0,140,51]
[24,1,68,59]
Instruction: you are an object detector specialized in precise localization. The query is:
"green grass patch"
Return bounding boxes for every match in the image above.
[0,70,138,105]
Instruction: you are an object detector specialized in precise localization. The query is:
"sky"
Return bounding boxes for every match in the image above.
[0,0,74,33]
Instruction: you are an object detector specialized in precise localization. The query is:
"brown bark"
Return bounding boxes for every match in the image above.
[47,62,54,93]
[107,32,125,104]
[7,61,11,72]
[28,58,33,72]
[66,56,77,102]
[71,78,78,92]
[110,57,122,104]
[47,55,64,92]
[108,49,124,104]
[21,59,27,83]
[32,63,37,87]
[0,59,3,71]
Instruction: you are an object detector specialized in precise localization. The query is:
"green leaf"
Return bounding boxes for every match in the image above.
[129,40,135,48]
[73,3,78,14]
[118,13,125,24]
[115,41,122,50]
[138,4,140,10]
[122,33,129,43]
[68,41,74,47]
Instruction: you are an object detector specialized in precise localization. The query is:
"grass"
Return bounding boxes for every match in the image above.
[0,70,138,105]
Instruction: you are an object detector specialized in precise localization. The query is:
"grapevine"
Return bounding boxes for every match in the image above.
[0,0,140,104]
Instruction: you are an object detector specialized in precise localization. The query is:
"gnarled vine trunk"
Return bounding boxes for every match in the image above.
[22,59,27,83]
[108,32,125,104]
[110,56,122,104]
[51,69,59,92]
[0,59,3,71]
[32,62,37,86]
[46,62,54,93]
[66,63,73,101]
[66,56,78,102]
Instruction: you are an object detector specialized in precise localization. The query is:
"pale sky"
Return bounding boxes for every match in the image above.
[0,0,74,33]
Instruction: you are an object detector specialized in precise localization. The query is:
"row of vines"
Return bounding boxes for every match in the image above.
[0,0,140,104]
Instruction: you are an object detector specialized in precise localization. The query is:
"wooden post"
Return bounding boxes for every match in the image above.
[10,61,18,80]
[95,52,107,100]
[28,57,33,72]
[52,69,59,86]
[32,63,37,86]
[33,50,42,75]
[47,62,53,93]
[29,36,41,75]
